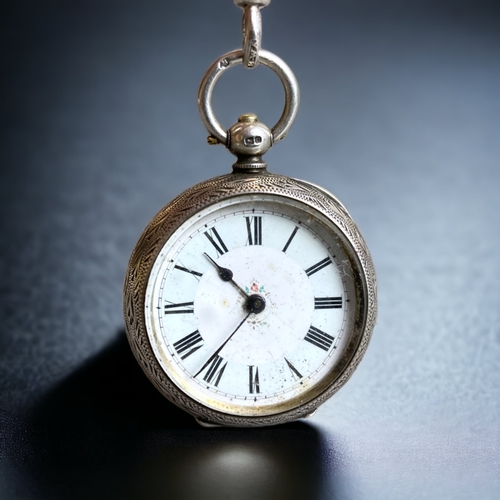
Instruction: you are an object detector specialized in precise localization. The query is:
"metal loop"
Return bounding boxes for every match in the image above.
[235,0,271,68]
[198,49,300,146]
[242,6,261,68]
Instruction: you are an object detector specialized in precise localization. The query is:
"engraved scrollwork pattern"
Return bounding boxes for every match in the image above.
[123,172,377,427]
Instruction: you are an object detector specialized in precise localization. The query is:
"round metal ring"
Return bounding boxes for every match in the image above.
[198,49,300,145]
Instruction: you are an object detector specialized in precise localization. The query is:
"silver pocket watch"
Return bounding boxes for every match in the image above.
[123,0,377,427]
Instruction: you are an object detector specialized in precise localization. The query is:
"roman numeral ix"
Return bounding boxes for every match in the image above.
[305,257,332,277]
[305,326,334,351]
[164,301,194,314]
[246,216,262,245]
[173,330,204,360]
[314,296,342,309]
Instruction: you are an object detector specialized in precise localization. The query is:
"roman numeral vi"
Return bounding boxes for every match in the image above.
[249,365,260,394]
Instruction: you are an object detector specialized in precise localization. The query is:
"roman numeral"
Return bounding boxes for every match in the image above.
[285,358,303,379]
[174,264,203,278]
[245,216,262,245]
[249,365,260,394]
[204,227,228,255]
[314,296,342,309]
[282,226,299,253]
[164,301,194,314]
[305,257,332,277]
[202,355,227,387]
[173,331,204,360]
[305,326,334,351]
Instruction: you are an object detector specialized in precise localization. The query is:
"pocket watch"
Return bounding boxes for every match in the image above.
[123,0,377,427]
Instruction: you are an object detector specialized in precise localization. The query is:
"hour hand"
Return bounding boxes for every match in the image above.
[203,252,249,298]
[203,252,233,281]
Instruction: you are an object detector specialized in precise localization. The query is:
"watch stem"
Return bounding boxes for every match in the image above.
[227,114,273,173]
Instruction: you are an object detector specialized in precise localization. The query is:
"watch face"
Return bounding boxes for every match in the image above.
[144,193,362,418]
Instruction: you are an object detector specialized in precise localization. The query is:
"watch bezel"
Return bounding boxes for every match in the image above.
[123,172,377,427]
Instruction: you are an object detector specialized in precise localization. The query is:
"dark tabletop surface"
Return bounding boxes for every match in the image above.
[1,1,499,499]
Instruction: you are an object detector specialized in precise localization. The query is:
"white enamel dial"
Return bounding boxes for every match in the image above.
[145,194,357,417]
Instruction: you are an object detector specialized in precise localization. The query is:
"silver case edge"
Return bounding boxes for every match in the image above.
[123,172,377,427]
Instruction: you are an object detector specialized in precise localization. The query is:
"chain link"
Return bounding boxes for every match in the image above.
[233,0,271,68]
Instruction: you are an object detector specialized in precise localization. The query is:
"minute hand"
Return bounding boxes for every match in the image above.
[194,310,252,379]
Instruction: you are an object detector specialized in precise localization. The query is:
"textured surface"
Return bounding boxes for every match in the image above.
[1,1,499,499]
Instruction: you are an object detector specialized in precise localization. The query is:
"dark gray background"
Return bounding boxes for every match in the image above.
[1,1,499,499]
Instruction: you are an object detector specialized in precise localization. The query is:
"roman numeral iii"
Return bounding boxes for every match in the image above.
[305,326,334,351]
[245,216,262,245]
[314,296,342,309]
[173,331,204,360]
